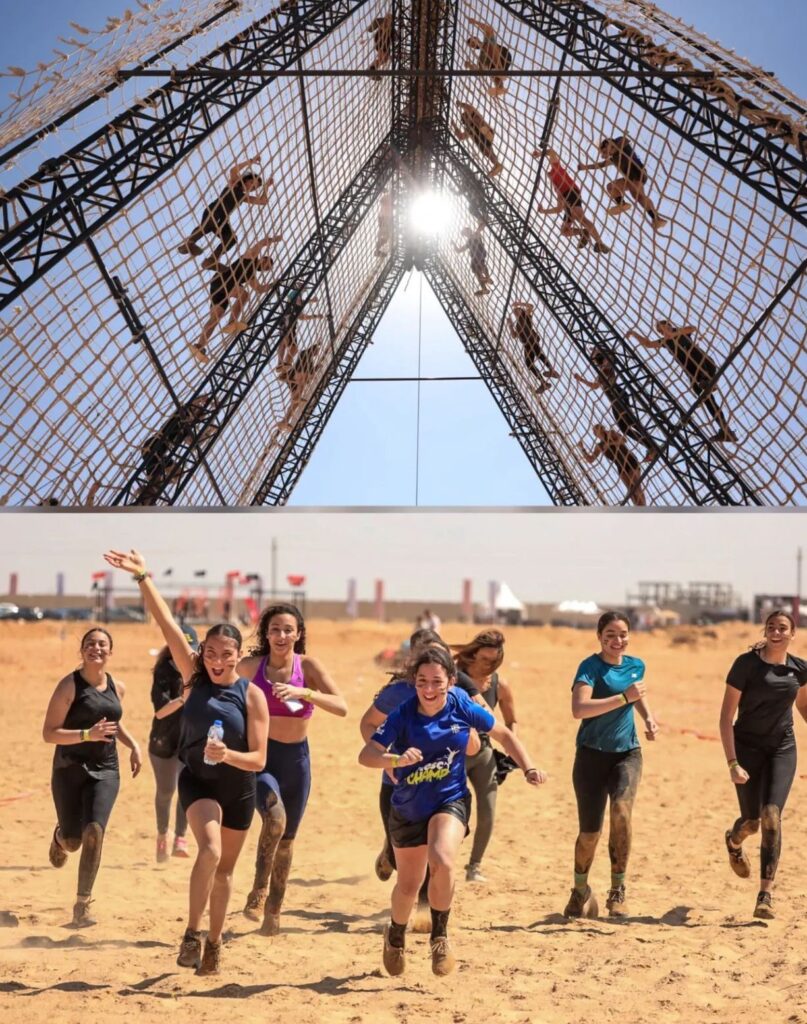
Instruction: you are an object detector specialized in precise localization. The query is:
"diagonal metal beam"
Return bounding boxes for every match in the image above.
[492,0,807,226]
[425,256,586,505]
[435,127,762,505]
[0,0,373,312]
[112,135,396,505]
[251,258,405,505]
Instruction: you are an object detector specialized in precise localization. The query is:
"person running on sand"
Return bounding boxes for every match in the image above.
[564,612,657,920]
[578,136,666,231]
[359,647,546,977]
[579,424,647,506]
[533,147,610,252]
[102,548,269,977]
[43,627,142,928]
[719,610,807,920]
[177,160,272,260]
[237,604,346,936]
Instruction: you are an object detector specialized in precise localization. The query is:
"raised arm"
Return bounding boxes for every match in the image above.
[103,549,196,683]
[578,158,608,172]
[626,329,660,349]
[571,679,645,719]
[578,441,601,464]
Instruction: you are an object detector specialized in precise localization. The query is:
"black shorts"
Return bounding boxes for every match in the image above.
[51,765,120,840]
[734,734,797,819]
[177,767,256,831]
[572,746,642,833]
[388,793,471,849]
[561,188,583,210]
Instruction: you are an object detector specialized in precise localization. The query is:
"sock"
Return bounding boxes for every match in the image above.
[611,872,626,890]
[387,919,407,948]
[574,871,588,895]
[430,908,450,941]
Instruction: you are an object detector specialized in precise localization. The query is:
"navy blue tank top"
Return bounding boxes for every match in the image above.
[179,676,251,781]
[53,671,122,777]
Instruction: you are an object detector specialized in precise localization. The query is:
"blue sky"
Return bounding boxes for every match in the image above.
[1,1,804,506]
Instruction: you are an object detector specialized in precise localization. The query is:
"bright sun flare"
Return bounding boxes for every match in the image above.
[407,191,451,236]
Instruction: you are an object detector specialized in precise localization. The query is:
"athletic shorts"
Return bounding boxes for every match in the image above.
[177,766,256,831]
[388,793,471,849]
[572,745,642,833]
[561,188,583,209]
[51,764,120,840]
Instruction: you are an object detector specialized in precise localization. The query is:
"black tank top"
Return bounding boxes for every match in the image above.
[179,676,251,782]
[480,673,500,712]
[53,671,122,777]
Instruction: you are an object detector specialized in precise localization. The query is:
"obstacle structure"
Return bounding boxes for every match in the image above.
[0,0,804,506]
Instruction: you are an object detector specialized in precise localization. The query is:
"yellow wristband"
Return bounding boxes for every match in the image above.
[132,570,148,583]
[620,693,629,705]
[302,688,312,700]
[727,759,739,769]
[80,728,90,742]
[390,754,400,768]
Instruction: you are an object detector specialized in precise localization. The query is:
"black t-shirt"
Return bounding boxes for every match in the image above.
[727,650,807,747]
[149,658,185,758]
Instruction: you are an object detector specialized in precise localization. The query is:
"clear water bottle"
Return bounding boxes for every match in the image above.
[203,720,224,765]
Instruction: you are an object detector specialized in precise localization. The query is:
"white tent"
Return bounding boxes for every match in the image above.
[495,582,526,612]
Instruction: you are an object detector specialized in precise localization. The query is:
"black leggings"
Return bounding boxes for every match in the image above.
[52,765,120,840]
[573,746,643,833]
[734,737,797,819]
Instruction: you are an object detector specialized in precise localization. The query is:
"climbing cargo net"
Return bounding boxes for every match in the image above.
[0,0,804,505]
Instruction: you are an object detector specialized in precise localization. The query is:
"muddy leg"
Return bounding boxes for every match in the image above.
[261,838,294,935]
[245,797,286,922]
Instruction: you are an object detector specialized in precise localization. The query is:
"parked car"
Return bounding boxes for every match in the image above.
[0,603,20,619]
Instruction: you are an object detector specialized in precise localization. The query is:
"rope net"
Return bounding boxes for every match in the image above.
[0,0,804,505]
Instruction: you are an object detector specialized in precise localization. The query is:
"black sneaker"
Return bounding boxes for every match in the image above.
[753,891,774,920]
[176,929,203,969]
[725,831,751,878]
[563,885,598,919]
[605,885,629,917]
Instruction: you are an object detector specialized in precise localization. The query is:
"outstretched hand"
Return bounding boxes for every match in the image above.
[103,548,146,576]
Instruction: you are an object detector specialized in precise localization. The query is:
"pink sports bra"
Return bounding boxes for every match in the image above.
[253,654,314,719]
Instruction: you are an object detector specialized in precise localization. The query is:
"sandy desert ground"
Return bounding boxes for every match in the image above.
[1,618,806,1024]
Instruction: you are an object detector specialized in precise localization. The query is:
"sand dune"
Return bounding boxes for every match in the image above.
[2,619,806,1024]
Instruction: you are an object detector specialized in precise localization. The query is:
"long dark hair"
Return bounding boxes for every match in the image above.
[375,631,453,700]
[452,629,505,673]
[249,604,306,656]
[412,646,457,681]
[189,623,243,689]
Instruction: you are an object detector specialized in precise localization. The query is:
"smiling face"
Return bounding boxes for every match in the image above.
[414,663,451,716]
[201,634,241,684]
[764,614,795,651]
[80,629,112,669]
[266,612,301,658]
[598,618,630,663]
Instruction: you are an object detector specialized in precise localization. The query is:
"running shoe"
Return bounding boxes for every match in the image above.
[725,830,751,878]
[176,929,203,969]
[430,936,456,976]
[374,843,394,882]
[259,909,280,936]
[71,899,96,929]
[172,835,190,858]
[563,885,598,919]
[465,863,487,883]
[605,884,630,918]
[196,938,221,976]
[243,889,266,921]
[753,891,774,920]
[156,834,169,864]
[382,924,405,976]
[49,826,67,869]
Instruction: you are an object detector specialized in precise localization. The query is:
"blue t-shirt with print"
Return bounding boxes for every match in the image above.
[371,688,495,821]
[572,654,644,752]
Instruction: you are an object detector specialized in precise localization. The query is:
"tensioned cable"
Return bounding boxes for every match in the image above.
[415,273,424,506]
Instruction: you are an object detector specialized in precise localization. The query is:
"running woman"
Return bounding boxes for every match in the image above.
[719,610,807,919]
[148,626,200,862]
[238,604,347,936]
[451,630,518,883]
[565,612,658,920]
[43,627,142,927]
[103,548,269,976]
[359,647,546,977]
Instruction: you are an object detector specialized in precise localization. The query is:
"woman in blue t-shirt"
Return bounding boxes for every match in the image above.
[719,609,807,920]
[359,647,546,978]
[565,612,658,921]
[104,547,269,977]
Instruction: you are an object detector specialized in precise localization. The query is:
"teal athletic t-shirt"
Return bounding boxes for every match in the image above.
[572,653,644,752]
